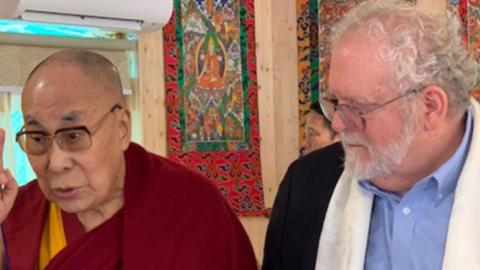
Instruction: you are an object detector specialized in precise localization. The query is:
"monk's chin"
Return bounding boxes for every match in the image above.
[49,194,93,214]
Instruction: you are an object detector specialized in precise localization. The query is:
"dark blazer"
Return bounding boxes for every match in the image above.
[262,142,344,270]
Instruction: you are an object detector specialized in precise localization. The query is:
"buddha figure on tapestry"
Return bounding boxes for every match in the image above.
[197,38,226,91]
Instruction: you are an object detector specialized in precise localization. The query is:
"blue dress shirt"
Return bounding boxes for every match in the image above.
[359,109,473,270]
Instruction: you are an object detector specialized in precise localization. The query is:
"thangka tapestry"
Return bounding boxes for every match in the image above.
[449,0,480,99]
[163,0,266,216]
[297,0,320,150]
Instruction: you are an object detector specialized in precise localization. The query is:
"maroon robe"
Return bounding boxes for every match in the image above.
[2,143,258,270]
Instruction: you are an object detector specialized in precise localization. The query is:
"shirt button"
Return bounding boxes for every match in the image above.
[402,207,411,215]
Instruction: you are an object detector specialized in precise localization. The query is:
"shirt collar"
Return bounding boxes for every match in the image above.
[359,180,403,203]
[430,108,472,200]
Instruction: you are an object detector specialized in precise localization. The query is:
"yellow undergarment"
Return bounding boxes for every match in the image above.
[38,202,67,270]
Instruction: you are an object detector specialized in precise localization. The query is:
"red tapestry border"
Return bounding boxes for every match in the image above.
[163,0,266,216]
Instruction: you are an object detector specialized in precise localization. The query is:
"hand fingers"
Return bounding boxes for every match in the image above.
[0,169,6,201]
[0,169,18,201]
[5,169,18,189]
[0,169,17,191]
[0,169,18,224]
[0,168,7,187]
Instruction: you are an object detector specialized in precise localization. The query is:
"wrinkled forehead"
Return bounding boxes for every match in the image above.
[328,31,395,101]
[23,64,108,108]
[21,64,110,128]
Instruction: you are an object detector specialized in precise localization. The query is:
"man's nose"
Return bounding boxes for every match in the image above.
[330,111,348,133]
[46,140,73,173]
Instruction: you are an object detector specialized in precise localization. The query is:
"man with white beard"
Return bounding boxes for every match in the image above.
[315,1,480,270]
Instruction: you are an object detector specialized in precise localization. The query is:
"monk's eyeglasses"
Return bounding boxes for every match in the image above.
[16,104,122,155]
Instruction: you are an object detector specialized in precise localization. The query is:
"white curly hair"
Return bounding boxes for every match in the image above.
[330,0,478,115]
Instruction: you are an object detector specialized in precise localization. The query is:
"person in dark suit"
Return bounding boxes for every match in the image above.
[262,141,344,270]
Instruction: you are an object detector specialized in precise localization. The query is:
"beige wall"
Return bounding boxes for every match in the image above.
[137,0,448,263]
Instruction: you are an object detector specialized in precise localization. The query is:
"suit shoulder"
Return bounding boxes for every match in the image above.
[291,142,344,171]
[303,142,344,163]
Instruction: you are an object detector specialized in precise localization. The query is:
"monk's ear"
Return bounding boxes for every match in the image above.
[420,85,449,130]
[117,108,131,151]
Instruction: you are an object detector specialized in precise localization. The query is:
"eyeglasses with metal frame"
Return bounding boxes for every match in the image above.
[319,87,424,131]
[16,104,123,155]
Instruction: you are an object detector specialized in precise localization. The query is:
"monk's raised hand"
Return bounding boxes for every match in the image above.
[0,129,18,224]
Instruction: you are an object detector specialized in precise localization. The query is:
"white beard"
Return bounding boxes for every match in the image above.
[341,111,418,180]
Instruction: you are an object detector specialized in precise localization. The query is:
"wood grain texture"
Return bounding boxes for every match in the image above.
[138,30,167,157]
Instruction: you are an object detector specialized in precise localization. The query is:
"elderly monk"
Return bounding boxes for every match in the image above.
[0,50,257,270]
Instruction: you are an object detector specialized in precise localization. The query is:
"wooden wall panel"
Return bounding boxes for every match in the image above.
[246,0,299,261]
[138,30,168,156]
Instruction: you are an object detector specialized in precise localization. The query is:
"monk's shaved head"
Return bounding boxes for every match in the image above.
[27,50,123,104]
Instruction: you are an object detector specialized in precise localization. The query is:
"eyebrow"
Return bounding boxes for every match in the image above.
[24,116,43,127]
[344,96,377,107]
[326,90,378,107]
